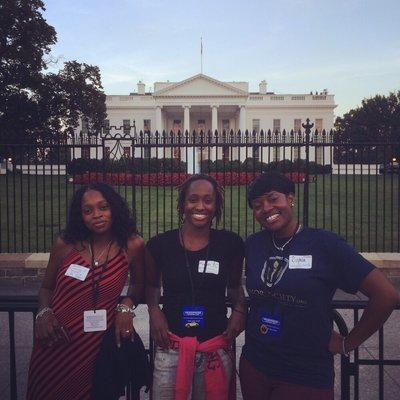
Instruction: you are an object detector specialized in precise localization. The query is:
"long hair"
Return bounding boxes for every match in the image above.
[177,174,224,224]
[62,183,137,248]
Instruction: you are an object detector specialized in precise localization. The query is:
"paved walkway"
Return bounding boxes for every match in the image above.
[1,282,399,400]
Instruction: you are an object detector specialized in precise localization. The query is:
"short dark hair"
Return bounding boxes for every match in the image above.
[62,183,137,248]
[247,172,295,208]
[177,174,224,223]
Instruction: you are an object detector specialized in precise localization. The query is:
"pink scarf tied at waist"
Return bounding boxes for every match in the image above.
[169,333,231,400]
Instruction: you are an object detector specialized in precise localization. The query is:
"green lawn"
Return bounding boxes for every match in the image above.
[0,174,398,252]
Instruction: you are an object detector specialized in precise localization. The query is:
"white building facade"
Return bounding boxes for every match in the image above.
[76,74,337,169]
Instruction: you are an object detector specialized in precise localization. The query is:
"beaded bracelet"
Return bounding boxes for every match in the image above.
[116,303,136,317]
[35,307,53,321]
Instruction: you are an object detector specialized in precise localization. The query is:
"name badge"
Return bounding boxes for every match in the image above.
[198,260,219,275]
[65,264,90,281]
[182,305,205,329]
[288,255,312,270]
[260,314,281,337]
[83,309,107,332]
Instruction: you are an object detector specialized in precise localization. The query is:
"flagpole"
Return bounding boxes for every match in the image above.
[200,37,203,74]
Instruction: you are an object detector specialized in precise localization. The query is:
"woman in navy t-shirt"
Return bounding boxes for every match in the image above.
[240,172,398,400]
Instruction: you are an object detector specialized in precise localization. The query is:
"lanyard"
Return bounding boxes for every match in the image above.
[89,240,113,309]
[179,229,211,305]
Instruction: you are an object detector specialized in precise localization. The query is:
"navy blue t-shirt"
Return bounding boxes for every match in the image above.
[243,227,375,389]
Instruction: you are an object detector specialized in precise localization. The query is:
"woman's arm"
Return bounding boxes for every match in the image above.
[35,236,70,346]
[329,269,399,354]
[115,236,145,347]
[145,248,171,349]
[224,253,247,342]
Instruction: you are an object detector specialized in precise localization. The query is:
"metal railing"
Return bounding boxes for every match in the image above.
[1,122,399,253]
[1,296,399,400]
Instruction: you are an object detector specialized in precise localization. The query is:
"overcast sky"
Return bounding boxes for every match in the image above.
[43,0,400,116]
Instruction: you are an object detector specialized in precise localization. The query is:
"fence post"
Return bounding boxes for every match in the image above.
[302,118,313,227]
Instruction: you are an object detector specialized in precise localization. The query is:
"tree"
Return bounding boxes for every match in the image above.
[334,91,400,163]
[0,0,106,158]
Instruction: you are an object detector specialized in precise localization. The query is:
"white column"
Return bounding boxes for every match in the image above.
[239,105,246,133]
[183,105,190,133]
[155,106,163,132]
[239,105,247,161]
[155,106,163,158]
[210,105,218,161]
[211,105,218,132]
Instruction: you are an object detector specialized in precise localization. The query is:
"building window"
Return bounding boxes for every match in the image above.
[294,119,302,133]
[197,119,206,133]
[82,147,90,159]
[104,146,111,158]
[222,119,230,133]
[252,119,260,134]
[315,118,323,132]
[103,119,110,135]
[123,119,131,135]
[123,147,131,157]
[273,119,281,133]
[143,119,151,133]
[173,120,181,135]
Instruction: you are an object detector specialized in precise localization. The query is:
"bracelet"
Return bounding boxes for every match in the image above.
[342,336,350,357]
[232,308,247,316]
[35,307,53,321]
[116,303,136,317]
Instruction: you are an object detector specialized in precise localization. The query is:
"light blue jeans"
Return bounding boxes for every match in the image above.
[152,346,233,400]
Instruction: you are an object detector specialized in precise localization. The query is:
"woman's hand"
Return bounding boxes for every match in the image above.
[115,310,135,348]
[328,330,345,355]
[35,309,67,347]
[149,306,170,349]
[223,309,246,343]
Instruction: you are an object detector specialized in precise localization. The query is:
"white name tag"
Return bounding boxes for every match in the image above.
[288,255,312,269]
[65,264,90,281]
[198,260,220,275]
[83,310,107,332]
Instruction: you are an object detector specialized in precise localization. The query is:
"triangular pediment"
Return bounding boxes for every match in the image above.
[153,74,247,97]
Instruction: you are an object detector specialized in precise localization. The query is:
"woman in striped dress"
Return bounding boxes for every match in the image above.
[27,183,145,400]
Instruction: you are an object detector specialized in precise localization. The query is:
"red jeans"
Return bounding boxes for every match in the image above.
[239,355,334,400]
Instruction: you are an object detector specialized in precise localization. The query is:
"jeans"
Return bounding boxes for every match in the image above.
[152,346,233,400]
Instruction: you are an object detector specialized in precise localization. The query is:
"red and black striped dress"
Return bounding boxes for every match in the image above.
[27,249,129,400]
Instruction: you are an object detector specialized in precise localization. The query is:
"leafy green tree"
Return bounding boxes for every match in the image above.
[0,0,106,160]
[334,91,400,163]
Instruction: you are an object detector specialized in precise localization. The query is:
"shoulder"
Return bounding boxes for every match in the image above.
[147,229,178,246]
[245,229,268,247]
[52,235,74,258]
[126,235,145,252]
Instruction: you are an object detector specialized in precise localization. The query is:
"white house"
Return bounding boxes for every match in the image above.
[74,74,337,171]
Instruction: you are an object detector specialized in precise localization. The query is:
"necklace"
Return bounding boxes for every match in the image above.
[89,240,113,266]
[272,224,302,251]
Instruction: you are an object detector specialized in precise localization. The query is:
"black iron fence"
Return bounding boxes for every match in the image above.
[1,120,399,252]
[1,296,399,400]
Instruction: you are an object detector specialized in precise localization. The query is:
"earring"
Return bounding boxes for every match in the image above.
[291,203,294,207]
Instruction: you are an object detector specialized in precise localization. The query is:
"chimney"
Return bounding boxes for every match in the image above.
[259,80,267,94]
[137,81,145,95]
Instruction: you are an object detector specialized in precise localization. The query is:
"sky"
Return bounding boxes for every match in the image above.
[42,0,400,117]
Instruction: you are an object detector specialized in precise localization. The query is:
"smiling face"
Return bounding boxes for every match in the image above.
[183,179,216,228]
[251,190,296,237]
[81,189,113,235]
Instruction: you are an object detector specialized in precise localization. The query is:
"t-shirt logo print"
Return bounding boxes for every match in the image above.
[261,256,288,287]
